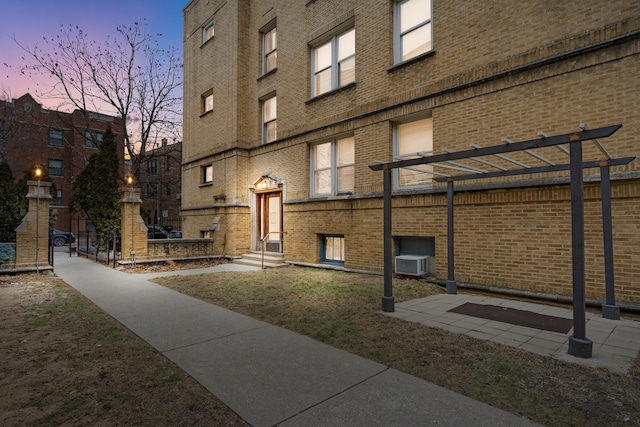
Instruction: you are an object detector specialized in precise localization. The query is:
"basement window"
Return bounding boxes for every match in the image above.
[320,234,345,265]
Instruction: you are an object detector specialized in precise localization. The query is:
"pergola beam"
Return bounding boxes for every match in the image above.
[433,157,634,182]
[369,125,621,171]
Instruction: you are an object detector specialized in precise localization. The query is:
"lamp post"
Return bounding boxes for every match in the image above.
[126,175,136,266]
[34,167,42,274]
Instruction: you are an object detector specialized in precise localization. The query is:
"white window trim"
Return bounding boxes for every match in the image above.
[202,19,214,44]
[310,136,355,197]
[394,0,433,64]
[262,24,277,74]
[202,90,214,114]
[202,164,213,184]
[261,94,277,144]
[310,24,355,98]
[393,116,434,190]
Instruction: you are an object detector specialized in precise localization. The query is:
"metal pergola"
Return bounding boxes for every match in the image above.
[369,124,635,359]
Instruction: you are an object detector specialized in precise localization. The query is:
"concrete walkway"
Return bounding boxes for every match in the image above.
[53,254,537,426]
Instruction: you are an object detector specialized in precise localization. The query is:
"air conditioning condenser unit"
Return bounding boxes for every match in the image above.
[395,255,433,276]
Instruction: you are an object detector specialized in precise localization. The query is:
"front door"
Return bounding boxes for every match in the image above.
[257,191,283,253]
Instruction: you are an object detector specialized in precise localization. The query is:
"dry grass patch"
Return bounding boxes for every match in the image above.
[0,274,247,426]
[155,266,640,427]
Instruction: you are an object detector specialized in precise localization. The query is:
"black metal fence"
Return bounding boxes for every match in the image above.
[76,229,121,268]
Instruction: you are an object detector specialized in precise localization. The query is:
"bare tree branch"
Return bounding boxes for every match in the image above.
[16,20,182,179]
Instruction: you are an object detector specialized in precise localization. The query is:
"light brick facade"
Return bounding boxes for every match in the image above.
[182,0,640,304]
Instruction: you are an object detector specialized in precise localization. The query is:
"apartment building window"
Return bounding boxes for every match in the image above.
[202,164,213,184]
[321,235,345,265]
[262,95,277,144]
[311,27,355,97]
[166,182,171,196]
[394,0,433,63]
[147,158,158,174]
[52,189,63,206]
[262,25,277,74]
[394,116,433,188]
[311,136,354,196]
[202,90,214,114]
[203,19,214,44]
[147,182,158,197]
[49,129,64,147]
[48,159,63,176]
[85,130,103,148]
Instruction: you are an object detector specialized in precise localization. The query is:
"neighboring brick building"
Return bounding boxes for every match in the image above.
[0,93,124,233]
[138,138,183,231]
[181,1,640,304]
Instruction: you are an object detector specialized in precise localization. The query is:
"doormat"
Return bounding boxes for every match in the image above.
[448,302,573,334]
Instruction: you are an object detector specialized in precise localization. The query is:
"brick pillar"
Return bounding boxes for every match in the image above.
[120,187,148,263]
[15,180,52,269]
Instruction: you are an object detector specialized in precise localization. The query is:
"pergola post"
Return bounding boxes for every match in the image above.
[446,179,457,294]
[382,166,395,312]
[568,140,593,358]
[600,164,620,320]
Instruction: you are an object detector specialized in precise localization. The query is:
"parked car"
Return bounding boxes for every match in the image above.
[168,230,182,238]
[51,228,76,246]
[147,225,169,239]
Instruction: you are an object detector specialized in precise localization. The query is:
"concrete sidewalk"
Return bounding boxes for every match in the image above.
[53,254,536,426]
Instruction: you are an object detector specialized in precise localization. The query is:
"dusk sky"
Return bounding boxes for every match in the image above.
[0,0,185,109]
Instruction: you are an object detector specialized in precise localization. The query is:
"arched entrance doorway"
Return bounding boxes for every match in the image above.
[251,174,283,253]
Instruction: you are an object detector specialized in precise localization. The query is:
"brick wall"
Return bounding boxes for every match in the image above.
[147,239,215,259]
[182,0,640,303]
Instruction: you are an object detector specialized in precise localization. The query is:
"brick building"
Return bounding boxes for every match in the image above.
[0,93,124,233]
[181,1,640,304]
[138,138,183,231]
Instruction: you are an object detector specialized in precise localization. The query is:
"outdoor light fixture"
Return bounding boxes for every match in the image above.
[126,175,134,186]
[34,167,42,274]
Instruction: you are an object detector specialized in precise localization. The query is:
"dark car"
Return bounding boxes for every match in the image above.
[51,228,76,246]
[147,225,169,239]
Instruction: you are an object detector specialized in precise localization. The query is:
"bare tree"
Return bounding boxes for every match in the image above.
[17,20,182,179]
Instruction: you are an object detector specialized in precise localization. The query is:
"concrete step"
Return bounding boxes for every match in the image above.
[234,252,287,269]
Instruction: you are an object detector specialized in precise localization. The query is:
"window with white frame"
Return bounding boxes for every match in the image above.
[321,235,345,264]
[394,117,433,187]
[203,19,214,44]
[263,26,277,73]
[202,164,213,184]
[48,159,63,176]
[311,27,355,97]
[311,136,355,196]
[394,0,433,63]
[49,129,64,147]
[202,90,214,114]
[85,130,103,148]
[262,95,277,144]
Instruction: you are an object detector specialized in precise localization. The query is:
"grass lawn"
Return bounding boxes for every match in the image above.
[0,274,247,426]
[154,266,640,427]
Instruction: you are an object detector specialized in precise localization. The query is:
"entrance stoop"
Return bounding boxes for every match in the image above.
[234,252,287,269]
